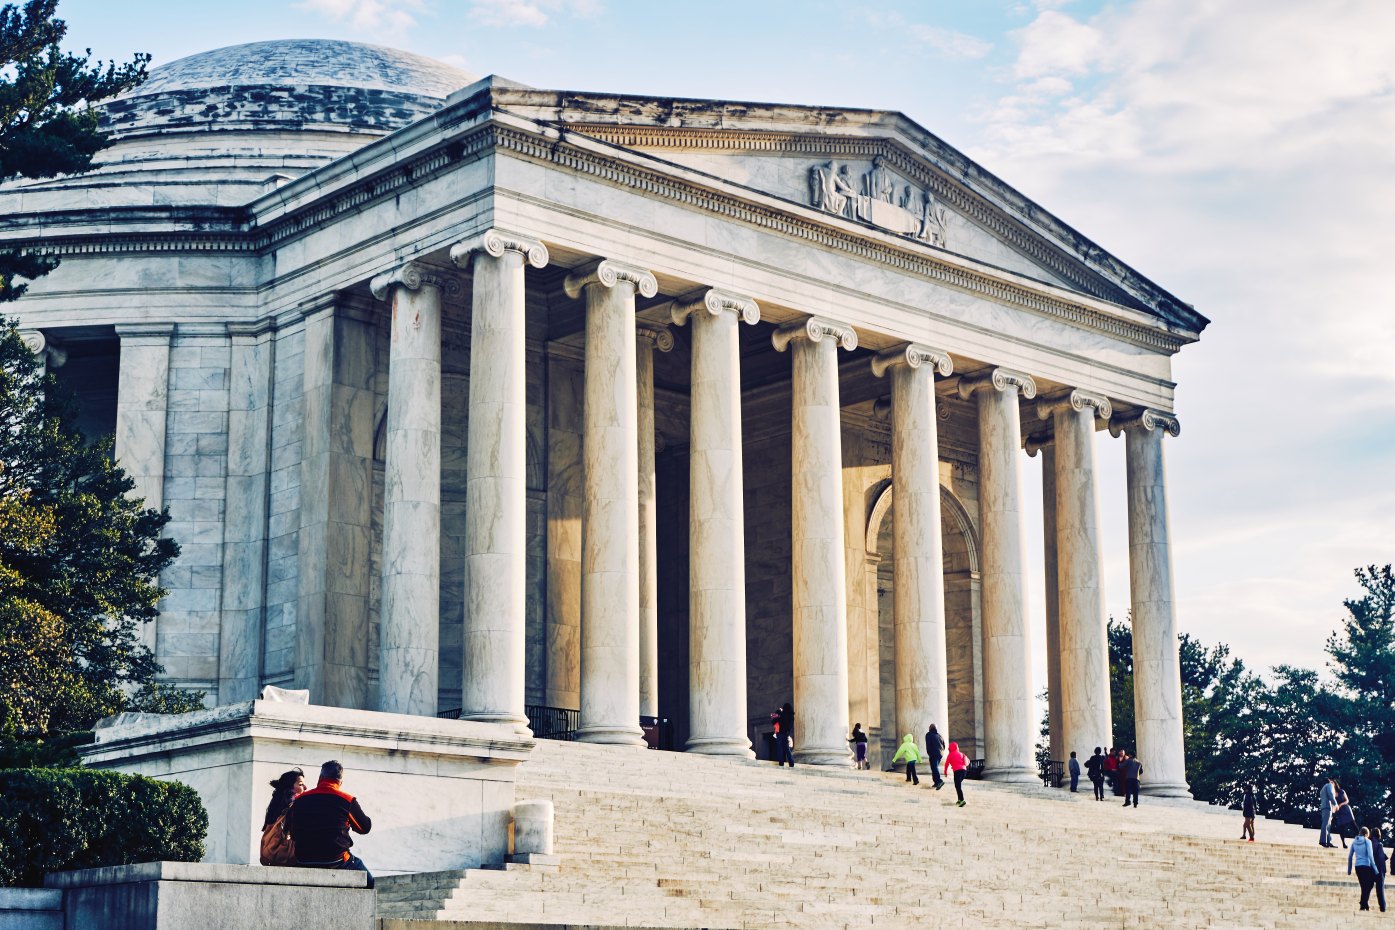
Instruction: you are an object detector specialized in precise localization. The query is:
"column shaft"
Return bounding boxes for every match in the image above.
[297,304,376,709]
[115,324,173,657]
[1053,402,1113,758]
[636,330,662,721]
[1041,444,1064,762]
[964,371,1038,782]
[777,318,856,765]
[568,260,652,746]
[377,273,443,716]
[679,292,757,757]
[460,236,544,728]
[1125,418,1191,796]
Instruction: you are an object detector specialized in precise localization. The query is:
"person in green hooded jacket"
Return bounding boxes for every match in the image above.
[891,733,923,785]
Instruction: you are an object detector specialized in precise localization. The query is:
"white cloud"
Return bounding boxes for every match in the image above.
[907,24,993,61]
[1011,10,1102,79]
[467,0,602,28]
[298,0,424,36]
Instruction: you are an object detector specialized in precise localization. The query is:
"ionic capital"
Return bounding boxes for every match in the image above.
[369,261,461,301]
[636,322,674,353]
[870,342,953,379]
[562,258,658,299]
[771,316,858,353]
[955,367,1037,401]
[1037,388,1113,422]
[19,329,45,355]
[670,288,760,327]
[1109,408,1181,438]
[449,228,550,270]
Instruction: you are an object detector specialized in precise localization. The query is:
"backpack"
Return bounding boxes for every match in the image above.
[260,812,297,867]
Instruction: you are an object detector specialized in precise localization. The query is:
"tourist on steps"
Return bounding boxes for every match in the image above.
[1084,747,1106,801]
[848,723,869,770]
[1332,781,1356,849]
[288,760,375,888]
[1349,826,1378,911]
[1319,776,1338,848]
[775,703,795,767]
[1370,826,1388,912]
[1118,750,1142,808]
[1240,784,1256,842]
[891,733,922,785]
[925,723,945,789]
[943,741,969,807]
[1068,752,1080,793]
[1103,747,1119,796]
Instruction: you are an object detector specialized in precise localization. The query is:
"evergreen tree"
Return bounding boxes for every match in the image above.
[0,0,149,300]
[0,320,195,742]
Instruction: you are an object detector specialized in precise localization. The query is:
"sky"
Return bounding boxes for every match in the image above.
[59,0,1395,683]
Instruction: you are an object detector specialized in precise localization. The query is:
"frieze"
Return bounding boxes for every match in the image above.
[809,156,949,248]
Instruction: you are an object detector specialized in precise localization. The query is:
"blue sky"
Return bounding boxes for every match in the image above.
[60,0,1395,681]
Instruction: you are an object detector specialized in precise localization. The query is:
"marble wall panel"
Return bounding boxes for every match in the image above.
[262,324,305,682]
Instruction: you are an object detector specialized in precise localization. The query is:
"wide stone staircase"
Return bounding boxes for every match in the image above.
[377,740,1369,929]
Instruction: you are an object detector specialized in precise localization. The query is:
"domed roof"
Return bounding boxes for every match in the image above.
[138,39,476,98]
[100,39,479,138]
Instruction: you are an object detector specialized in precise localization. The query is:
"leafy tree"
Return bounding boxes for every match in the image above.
[0,320,197,744]
[0,0,149,300]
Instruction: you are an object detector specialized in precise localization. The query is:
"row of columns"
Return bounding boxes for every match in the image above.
[361,235,1186,795]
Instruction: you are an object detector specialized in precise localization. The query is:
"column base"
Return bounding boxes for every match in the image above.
[575,725,646,747]
[981,765,1040,785]
[793,746,851,766]
[1139,781,1193,799]
[685,736,755,759]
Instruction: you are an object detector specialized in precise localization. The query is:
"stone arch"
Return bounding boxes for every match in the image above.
[866,481,985,761]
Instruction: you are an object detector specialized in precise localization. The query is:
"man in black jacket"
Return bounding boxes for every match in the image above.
[288,760,374,887]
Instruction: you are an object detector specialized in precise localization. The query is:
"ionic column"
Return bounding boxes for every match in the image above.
[1038,388,1113,759]
[673,289,761,757]
[563,258,657,746]
[450,231,550,730]
[1115,410,1191,797]
[370,262,451,716]
[957,368,1038,782]
[872,343,954,748]
[115,323,174,656]
[635,321,673,722]
[773,317,858,766]
[1027,436,1065,765]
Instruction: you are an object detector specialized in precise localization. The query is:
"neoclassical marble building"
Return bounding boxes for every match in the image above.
[3,40,1205,795]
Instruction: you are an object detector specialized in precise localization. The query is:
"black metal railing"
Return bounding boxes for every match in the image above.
[526,704,579,741]
[967,759,987,780]
[1039,759,1065,788]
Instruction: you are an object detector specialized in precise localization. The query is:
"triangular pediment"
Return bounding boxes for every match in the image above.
[489,88,1206,334]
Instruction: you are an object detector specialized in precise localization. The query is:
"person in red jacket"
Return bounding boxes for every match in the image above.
[943,741,970,807]
[288,760,375,887]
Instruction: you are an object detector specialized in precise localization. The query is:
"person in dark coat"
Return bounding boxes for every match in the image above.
[848,723,869,770]
[776,703,795,767]
[1370,826,1388,912]
[1331,782,1356,849]
[288,760,375,887]
[1068,752,1081,793]
[1118,750,1143,807]
[1084,747,1105,801]
[924,724,945,789]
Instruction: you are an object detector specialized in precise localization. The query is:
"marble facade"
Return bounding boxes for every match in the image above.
[3,40,1205,793]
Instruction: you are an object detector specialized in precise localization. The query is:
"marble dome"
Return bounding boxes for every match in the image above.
[100,39,479,138]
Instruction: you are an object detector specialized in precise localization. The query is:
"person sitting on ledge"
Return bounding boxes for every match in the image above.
[288,760,375,888]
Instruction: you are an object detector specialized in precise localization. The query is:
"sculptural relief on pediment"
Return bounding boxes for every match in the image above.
[807,155,949,248]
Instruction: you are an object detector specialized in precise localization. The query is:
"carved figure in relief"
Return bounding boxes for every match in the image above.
[899,184,914,210]
[865,155,896,203]
[917,189,949,247]
[808,161,857,218]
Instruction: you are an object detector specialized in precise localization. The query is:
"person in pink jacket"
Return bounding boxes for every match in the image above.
[943,741,970,807]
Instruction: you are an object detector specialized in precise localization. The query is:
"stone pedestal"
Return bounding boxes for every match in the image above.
[371,262,450,717]
[81,701,533,875]
[958,369,1038,783]
[564,259,657,747]
[872,343,953,748]
[1041,389,1113,760]
[453,232,549,730]
[773,317,857,766]
[674,290,760,758]
[1118,410,1191,797]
